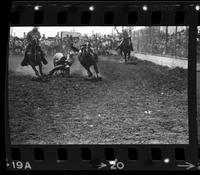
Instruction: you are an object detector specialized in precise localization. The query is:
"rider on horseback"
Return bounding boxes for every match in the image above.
[21,27,48,66]
[79,40,95,56]
[121,29,128,43]
[80,43,87,55]
[116,29,131,49]
[87,42,95,56]
[114,28,133,62]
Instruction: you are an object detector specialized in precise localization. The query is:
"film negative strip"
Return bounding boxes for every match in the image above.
[4,0,200,171]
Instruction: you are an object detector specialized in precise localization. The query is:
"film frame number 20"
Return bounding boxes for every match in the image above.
[6,1,200,170]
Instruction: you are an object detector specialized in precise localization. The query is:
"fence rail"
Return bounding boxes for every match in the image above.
[131,26,189,60]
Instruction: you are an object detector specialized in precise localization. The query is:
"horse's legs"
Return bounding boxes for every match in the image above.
[128,51,131,59]
[93,63,101,78]
[38,63,43,77]
[124,53,127,62]
[85,67,93,77]
[120,48,123,57]
[119,49,123,62]
[30,65,40,77]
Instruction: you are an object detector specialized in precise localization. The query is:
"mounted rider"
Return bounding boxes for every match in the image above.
[115,28,133,50]
[120,29,129,44]
[80,43,87,53]
[87,42,95,56]
[21,27,48,66]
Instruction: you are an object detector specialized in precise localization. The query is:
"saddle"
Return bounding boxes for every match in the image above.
[27,49,41,55]
[120,38,133,50]
[26,43,41,55]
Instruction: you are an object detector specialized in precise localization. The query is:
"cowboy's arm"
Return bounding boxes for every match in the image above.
[26,32,32,43]
[37,31,41,40]
[114,27,120,35]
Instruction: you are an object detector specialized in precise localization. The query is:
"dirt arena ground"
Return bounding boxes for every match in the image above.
[8,54,188,144]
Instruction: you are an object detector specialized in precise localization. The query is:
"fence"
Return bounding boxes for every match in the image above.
[197,28,200,63]
[131,26,189,59]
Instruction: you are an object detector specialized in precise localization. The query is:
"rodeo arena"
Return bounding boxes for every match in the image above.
[8,26,190,144]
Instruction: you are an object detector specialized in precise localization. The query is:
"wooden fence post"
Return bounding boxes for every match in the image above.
[133,30,136,52]
[165,26,168,55]
[174,26,177,58]
[150,27,153,54]
[140,30,143,53]
[138,30,140,53]
[186,26,189,58]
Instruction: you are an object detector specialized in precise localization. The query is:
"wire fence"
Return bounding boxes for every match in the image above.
[131,26,189,60]
[197,27,200,63]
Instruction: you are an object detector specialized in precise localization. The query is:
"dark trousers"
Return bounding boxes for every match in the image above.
[49,63,70,76]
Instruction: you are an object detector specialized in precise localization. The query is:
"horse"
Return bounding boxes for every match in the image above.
[119,38,133,63]
[25,38,45,78]
[78,46,102,80]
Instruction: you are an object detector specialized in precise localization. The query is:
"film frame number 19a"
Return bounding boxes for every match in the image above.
[4,0,200,171]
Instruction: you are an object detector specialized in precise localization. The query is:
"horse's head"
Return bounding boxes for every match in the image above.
[81,45,87,56]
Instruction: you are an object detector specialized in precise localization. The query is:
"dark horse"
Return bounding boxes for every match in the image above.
[78,46,102,80]
[25,38,44,77]
[119,38,133,63]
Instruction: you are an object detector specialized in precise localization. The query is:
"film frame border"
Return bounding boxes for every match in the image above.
[10,1,200,25]
[5,1,199,170]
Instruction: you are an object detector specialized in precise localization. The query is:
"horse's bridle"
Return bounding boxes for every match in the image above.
[81,47,87,57]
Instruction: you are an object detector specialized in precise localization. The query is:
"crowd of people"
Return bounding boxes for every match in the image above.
[10,26,189,60]
[9,26,131,76]
[9,27,127,57]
